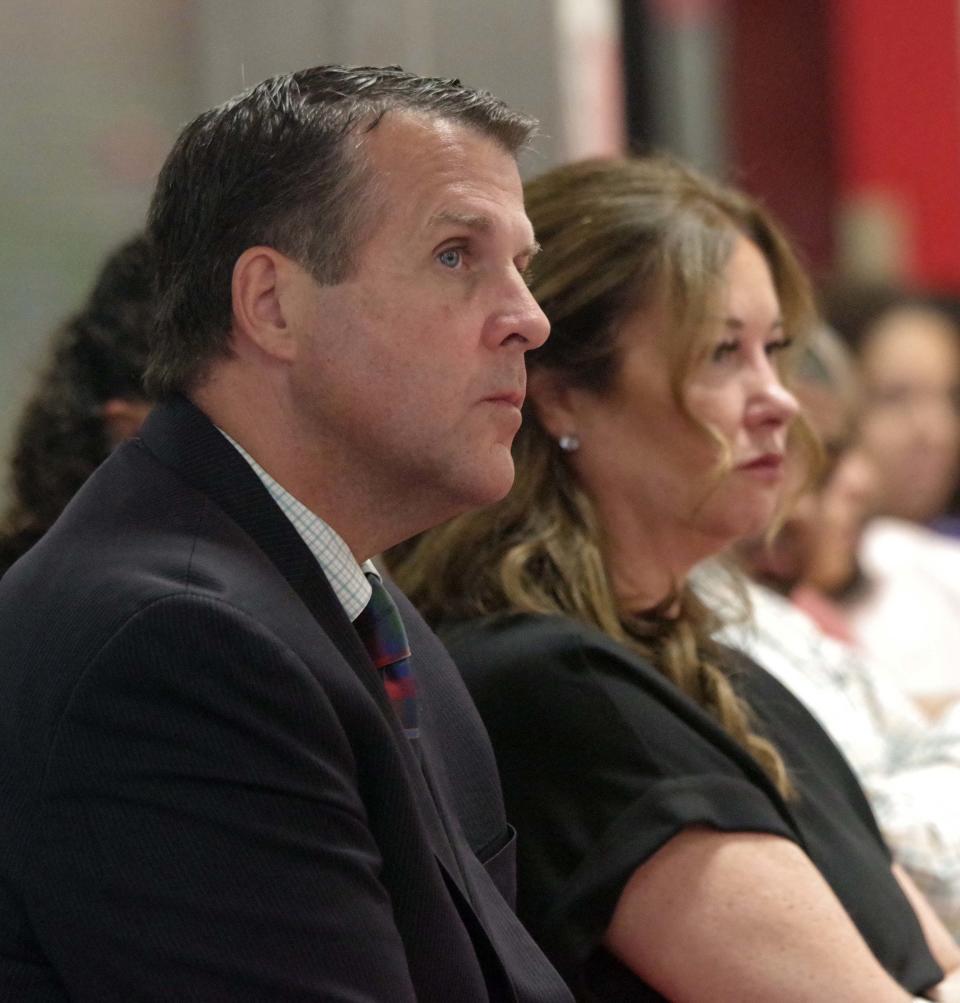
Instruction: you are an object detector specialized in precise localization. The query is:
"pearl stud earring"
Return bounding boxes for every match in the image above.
[558,434,580,453]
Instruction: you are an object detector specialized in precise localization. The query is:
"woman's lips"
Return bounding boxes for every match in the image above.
[736,454,785,480]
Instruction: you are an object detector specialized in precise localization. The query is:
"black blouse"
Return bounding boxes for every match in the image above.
[440,612,942,1001]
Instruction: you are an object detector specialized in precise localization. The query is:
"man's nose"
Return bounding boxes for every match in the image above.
[490,274,550,351]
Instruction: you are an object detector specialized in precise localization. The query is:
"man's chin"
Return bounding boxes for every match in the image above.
[451,450,516,513]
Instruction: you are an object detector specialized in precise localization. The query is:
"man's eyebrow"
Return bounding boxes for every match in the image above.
[427,209,493,232]
[426,209,540,260]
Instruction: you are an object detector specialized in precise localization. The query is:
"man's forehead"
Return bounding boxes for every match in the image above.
[355,112,534,246]
[364,113,521,196]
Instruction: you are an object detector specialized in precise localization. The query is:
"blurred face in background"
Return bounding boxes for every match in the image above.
[100,397,152,447]
[857,307,960,524]
[738,378,881,596]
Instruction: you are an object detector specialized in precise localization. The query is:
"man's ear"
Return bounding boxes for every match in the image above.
[527,367,580,441]
[230,246,300,362]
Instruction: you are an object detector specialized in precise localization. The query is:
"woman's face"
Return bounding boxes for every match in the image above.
[857,307,960,523]
[550,235,800,557]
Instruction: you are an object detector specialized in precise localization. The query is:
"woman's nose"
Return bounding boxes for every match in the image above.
[748,370,800,428]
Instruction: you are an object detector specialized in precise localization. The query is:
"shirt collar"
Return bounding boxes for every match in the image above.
[218,430,375,621]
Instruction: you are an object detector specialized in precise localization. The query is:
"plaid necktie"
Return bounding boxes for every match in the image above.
[353,573,419,740]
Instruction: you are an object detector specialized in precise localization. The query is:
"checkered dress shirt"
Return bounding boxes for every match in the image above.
[219,431,375,620]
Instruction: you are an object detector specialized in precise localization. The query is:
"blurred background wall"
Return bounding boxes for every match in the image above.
[0,0,622,482]
[3,0,960,498]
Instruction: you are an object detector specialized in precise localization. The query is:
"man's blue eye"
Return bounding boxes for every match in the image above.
[437,248,462,268]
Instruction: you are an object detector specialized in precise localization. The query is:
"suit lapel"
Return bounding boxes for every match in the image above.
[137,397,471,895]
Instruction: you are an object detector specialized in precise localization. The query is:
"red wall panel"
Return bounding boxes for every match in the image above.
[831,0,960,288]
[728,0,835,277]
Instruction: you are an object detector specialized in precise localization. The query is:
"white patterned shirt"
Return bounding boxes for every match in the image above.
[851,518,960,698]
[696,563,960,938]
[219,431,374,621]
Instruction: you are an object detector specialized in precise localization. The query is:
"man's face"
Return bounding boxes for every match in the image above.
[286,112,548,544]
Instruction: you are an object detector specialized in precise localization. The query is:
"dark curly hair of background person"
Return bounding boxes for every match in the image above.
[0,235,154,574]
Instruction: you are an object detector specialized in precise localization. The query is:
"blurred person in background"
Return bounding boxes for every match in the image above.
[825,287,960,528]
[0,234,154,575]
[713,326,960,940]
[821,287,960,712]
[734,325,881,641]
[390,155,960,1002]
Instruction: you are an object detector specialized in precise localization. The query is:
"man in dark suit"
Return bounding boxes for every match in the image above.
[0,65,570,1001]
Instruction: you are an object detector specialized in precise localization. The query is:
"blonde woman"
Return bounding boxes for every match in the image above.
[389,157,960,1001]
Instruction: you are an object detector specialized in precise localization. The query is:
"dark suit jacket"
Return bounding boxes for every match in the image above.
[0,398,572,1003]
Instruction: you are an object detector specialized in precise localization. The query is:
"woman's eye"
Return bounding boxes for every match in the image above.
[711,340,738,362]
[765,336,794,356]
[437,247,463,269]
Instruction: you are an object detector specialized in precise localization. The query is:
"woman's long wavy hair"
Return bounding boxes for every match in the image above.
[389,156,818,797]
[0,235,155,574]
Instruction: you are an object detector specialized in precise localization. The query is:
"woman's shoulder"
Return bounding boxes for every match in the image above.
[441,608,601,643]
[439,610,651,682]
[439,612,739,752]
